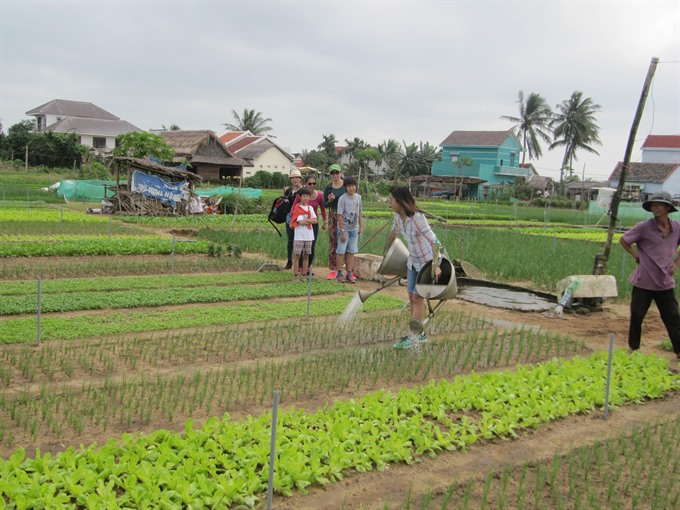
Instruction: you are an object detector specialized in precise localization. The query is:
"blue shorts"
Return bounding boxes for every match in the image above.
[407,265,419,294]
[336,229,359,254]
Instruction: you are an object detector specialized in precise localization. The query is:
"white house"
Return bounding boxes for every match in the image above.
[26,99,141,151]
[219,131,294,178]
[641,135,680,164]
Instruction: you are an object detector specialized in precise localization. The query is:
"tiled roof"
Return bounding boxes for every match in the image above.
[219,131,249,144]
[47,117,140,136]
[26,99,119,120]
[226,136,263,153]
[641,135,680,149]
[608,162,680,183]
[440,129,516,147]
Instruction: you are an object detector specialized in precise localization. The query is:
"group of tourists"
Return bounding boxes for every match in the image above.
[283,167,680,359]
[283,165,441,349]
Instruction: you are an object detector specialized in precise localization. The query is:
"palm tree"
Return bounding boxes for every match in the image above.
[549,91,602,184]
[501,91,553,163]
[378,139,401,179]
[161,123,181,131]
[318,134,338,165]
[343,137,367,171]
[223,109,273,135]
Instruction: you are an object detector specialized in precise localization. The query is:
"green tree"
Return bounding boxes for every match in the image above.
[113,132,175,161]
[28,131,87,168]
[549,91,602,185]
[378,139,402,179]
[318,134,338,165]
[2,120,34,161]
[343,137,367,172]
[222,109,273,135]
[501,91,553,163]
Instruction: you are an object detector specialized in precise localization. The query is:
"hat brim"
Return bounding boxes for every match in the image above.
[642,200,678,213]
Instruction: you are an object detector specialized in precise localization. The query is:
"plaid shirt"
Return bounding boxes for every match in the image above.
[392,212,437,271]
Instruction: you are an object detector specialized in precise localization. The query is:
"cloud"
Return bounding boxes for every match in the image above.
[1,0,679,181]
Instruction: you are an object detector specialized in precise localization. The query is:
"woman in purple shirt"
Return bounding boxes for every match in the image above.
[620,191,680,360]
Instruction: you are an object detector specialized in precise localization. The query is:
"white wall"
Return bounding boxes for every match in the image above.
[641,148,680,164]
[245,146,294,177]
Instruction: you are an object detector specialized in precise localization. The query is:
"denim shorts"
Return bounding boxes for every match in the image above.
[407,265,419,294]
[336,229,359,254]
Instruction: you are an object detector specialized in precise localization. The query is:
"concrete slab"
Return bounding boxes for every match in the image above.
[556,275,618,301]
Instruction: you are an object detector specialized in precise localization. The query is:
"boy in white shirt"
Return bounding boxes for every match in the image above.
[290,187,318,281]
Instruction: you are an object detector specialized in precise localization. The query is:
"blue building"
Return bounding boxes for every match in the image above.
[432,130,532,199]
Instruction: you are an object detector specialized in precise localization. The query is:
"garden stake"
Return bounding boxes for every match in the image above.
[265,390,279,510]
[603,332,615,420]
[36,277,41,347]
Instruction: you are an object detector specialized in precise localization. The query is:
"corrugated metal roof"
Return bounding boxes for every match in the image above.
[26,99,119,120]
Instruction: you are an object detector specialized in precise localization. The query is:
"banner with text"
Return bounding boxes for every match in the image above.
[131,170,189,207]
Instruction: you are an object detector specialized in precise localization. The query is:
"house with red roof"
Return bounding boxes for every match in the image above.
[641,135,680,164]
[219,131,294,178]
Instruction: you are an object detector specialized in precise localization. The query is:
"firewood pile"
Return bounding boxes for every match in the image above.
[107,185,197,216]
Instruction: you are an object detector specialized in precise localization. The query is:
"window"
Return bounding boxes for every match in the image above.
[93,137,107,149]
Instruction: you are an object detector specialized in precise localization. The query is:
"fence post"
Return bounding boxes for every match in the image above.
[603,332,615,419]
[37,277,42,347]
[266,390,280,510]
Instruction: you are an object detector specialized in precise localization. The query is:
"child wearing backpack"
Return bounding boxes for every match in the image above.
[290,187,317,281]
[283,170,304,269]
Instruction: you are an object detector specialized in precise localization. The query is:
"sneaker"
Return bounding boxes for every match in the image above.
[393,336,414,349]
[293,275,299,282]
[346,272,357,284]
[327,270,337,280]
[416,334,427,344]
[335,272,346,283]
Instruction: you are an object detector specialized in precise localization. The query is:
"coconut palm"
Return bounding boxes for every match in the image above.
[223,109,273,135]
[550,91,602,184]
[378,139,401,179]
[501,91,553,163]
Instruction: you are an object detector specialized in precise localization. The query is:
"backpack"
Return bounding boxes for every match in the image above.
[268,190,294,236]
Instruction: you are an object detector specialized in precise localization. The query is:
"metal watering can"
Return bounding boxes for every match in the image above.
[357,238,458,335]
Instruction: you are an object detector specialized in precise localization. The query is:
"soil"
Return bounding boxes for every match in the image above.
[2,262,679,509]
[275,276,680,509]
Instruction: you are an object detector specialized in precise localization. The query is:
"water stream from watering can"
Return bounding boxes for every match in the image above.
[338,292,364,326]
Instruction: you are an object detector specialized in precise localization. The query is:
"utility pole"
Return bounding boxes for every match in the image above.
[593,57,659,275]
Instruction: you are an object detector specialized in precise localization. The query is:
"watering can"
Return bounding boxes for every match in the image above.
[357,238,409,303]
[357,238,459,336]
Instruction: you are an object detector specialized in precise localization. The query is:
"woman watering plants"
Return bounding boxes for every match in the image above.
[384,185,441,349]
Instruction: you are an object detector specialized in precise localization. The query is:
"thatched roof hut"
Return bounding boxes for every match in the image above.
[158,130,252,181]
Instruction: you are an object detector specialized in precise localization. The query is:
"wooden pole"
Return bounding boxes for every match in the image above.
[593,57,659,275]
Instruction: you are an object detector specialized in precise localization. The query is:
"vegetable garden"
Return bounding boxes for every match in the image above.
[0,181,679,508]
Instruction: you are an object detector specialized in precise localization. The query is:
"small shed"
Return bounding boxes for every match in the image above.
[109,157,203,216]
[158,130,252,182]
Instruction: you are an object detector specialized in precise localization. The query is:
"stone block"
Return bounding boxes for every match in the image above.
[556,275,618,301]
[352,254,385,282]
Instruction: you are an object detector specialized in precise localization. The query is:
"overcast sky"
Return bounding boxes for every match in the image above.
[1,0,678,181]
